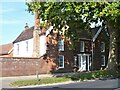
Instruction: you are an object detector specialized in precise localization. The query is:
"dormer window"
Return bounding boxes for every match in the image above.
[80,41,85,52]
[101,42,105,52]
[58,39,64,51]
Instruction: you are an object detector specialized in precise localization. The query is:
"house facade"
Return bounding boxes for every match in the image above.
[12,24,109,73]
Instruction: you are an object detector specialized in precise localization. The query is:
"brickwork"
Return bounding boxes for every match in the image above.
[0,57,53,77]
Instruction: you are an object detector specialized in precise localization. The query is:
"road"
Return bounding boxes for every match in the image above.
[3,78,120,90]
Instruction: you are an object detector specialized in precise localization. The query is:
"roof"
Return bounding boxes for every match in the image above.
[13,24,107,44]
[13,26,34,43]
[13,26,53,43]
[0,43,13,55]
[92,26,103,42]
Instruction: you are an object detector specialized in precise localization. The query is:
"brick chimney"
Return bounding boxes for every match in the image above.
[32,11,40,57]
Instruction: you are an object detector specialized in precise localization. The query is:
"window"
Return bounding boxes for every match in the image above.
[101,42,105,52]
[101,55,105,66]
[26,41,28,52]
[74,56,77,67]
[80,41,85,52]
[17,44,19,55]
[58,39,64,51]
[58,55,64,68]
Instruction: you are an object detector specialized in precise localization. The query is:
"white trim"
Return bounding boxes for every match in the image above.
[58,55,64,68]
[46,26,53,36]
[93,27,103,42]
[77,54,91,71]
[8,47,14,54]
[78,54,91,56]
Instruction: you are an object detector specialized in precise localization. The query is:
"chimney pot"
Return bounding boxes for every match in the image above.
[25,23,29,29]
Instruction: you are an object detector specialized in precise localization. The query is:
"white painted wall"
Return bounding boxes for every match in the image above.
[40,35,46,56]
[13,38,33,57]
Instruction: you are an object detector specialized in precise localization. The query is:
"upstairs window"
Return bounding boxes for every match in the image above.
[26,41,28,52]
[101,42,105,52]
[58,39,64,51]
[58,55,64,68]
[17,44,19,55]
[101,55,105,66]
[80,41,85,52]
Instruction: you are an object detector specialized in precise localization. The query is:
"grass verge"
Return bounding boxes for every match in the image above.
[10,77,71,87]
[10,70,120,87]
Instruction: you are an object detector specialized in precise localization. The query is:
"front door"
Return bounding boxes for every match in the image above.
[78,54,90,71]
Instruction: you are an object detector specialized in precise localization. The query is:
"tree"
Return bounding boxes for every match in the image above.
[26,1,120,71]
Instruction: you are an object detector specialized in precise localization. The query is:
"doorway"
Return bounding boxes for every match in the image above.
[78,54,91,71]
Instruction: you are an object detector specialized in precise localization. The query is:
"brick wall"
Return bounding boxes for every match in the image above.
[0,57,53,77]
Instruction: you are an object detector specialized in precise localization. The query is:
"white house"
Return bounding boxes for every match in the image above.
[13,25,53,57]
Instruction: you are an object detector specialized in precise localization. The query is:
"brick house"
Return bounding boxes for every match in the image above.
[12,24,109,73]
[0,43,13,57]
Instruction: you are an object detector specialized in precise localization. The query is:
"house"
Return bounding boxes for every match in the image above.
[0,43,13,57]
[12,24,109,73]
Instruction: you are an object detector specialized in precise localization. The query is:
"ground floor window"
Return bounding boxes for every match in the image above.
[101,55,105,66]
[74,56,77,67]
[58,55,64,68]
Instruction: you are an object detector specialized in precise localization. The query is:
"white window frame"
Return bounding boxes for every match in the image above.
[17,44,19,55]
[74,56,77,67]
[58,55,64,68]
[101,42,105,52]
[26,41,28,53]
[80,41,85,52]
[101,55,105,66]
[58,39,64,51]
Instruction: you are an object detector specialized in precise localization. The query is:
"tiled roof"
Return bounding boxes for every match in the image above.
[13,25,105,44]
[0,43,13,55]
[13,26,34,43]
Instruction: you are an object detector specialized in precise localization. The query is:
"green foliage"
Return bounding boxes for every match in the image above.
[68,70,119,81]
[26,2,120,46]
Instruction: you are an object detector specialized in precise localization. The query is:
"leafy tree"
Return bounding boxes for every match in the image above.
[26,1,120,71]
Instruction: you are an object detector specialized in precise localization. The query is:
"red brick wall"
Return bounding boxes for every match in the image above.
[0,57,54,77]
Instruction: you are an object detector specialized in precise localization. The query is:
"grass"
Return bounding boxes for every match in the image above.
[11,70,120,87]
[10,77,71,87]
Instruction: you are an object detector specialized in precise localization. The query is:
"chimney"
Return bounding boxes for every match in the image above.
[32,11,41,58]
[24,23,29,30]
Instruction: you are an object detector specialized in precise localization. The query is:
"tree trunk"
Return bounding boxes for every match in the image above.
[105,21,118,71]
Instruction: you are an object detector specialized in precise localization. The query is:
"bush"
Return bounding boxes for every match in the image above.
[69,70,119,81]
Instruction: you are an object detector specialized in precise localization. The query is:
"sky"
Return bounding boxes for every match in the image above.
[0,1,101,45]
[0,0,34,45]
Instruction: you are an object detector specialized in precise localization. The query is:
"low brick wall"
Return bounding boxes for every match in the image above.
[0,57,53,77]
